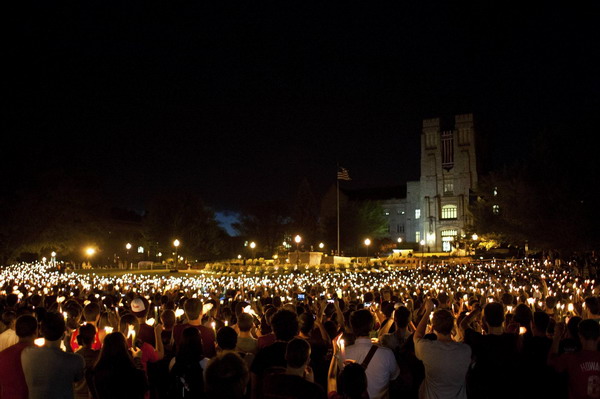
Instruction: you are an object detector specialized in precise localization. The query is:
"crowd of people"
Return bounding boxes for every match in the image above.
[0,259,597,398]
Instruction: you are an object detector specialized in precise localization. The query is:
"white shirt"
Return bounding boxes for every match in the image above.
[415,338,471,399]
[0,329,18,352]
[345,337,400,399]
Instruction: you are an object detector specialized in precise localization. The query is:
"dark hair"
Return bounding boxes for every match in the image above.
[183,298,202,320]
[271,310,298,342]
[298,313,315,335]
[118,313,139,338]
[579,319,600,341]
[176,327,205,365]
[394,306,411,329]
[285,338,310,369]
[15,315,37,338]
[483,302,504,328]
[513,304,533,327]
[437,292,450,306]
[533,311,550,333]
[350,309,374,337]
[501,293,514,306]
[41,312,66,341]
[94,332,135,371]
[338,362,368,399]
[585,297,600,316]
[1,310,16,326]
[217,326,238,350]
[84,302,101,323]
[205,353,249,399]
[567,316,582,338]
[237,313,253,333]
[160,309,176,329]
[78,323,97,347]
[432,309,454,335]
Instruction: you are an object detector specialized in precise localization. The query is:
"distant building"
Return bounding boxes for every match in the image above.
[341,114,478,253]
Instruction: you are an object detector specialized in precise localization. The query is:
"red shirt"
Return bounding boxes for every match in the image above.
[257,333,276,350]
[0,342,31,399]
[550,350,600,399]
[172,323,216,358]
[70,328,102,352]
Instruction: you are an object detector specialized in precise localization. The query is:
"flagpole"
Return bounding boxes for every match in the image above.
[337,173,340,257]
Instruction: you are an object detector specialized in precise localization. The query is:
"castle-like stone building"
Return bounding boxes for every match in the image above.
[355,114,479,253]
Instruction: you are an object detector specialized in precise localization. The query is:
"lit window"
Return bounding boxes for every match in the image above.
[441,205,457,219]
[415,231,420,242]
[444,181,454,194]
[493,205,500,214]
[415,209,421,219]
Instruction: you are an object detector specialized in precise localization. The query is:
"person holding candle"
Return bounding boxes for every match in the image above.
[21,312,85,399]
[414,299,471,399]
[344,309,399,399]
[172,298,217,358]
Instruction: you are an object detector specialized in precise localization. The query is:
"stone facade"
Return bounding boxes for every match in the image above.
[381,114,478,252]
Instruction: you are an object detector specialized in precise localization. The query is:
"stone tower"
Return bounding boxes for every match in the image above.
[417,114,477,252]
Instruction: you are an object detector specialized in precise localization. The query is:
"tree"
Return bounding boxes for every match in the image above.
[143,192,228,261]
[232,200,290,257]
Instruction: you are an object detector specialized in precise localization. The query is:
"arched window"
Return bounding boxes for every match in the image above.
[441,205,457,220]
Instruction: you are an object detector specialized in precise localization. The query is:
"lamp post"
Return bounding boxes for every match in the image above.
[420,240,425,257]
[126,243,132,269]
[319,242,324,251]
[471,234,478,256]
[250,242,256,261]
[85,247,96,268]
[294,235,302,265]
[364,238,371,262]
[51,251,57,267]
[173,239,180,269]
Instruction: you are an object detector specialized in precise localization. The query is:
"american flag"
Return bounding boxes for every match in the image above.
[337,167,351,181]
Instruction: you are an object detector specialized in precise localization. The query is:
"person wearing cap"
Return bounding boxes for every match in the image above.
[131,297,156,347]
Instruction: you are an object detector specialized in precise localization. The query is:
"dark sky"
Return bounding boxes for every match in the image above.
[5,1,599,219]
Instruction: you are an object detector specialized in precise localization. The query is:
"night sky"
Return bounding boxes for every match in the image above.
[5,2,599,231]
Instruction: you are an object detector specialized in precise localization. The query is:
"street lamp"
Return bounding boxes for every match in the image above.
[319,242,324,251]
[126,243,132,269]
[364,238,371,261]
[419,240,425,257]
[250,242,256,260]
[173,239,180,269]
[51,251,57,267]
[294,235,302,265]
[85,247,96,268]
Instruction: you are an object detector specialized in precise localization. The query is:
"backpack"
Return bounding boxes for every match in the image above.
[169,358,205,399]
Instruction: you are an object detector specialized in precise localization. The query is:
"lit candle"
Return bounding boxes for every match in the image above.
[211,321,216,334]
[34,338,45,347]
[128,324,136,346]
[146,318,155,326]
[104,326,113,334]
[339,338,345,360]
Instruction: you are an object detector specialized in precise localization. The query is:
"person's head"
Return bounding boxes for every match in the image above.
[579,319,600,342]
[83,302,101,324]
[95,332,135,371]
[513,304,533,328]
[77,323,97,347]
[545,296,557,311]
[298,313,315,336]
[183,298,203,321]
[237,313,253,333]
[532,311,550,335]
[1,310,17,329]
[501,293,514,306]
[15,315,37,339]
[567,316,582,339]
[160,309,176,329]
[432,309,455,336]
[271,309,299,342]
[350,309,374,337]
[130,297,149,319]
[205,352,249,399]
[483,302,504,328]
[381,302,394,319]
[437,292,450,307]
[338,362,368,399]
[217,326,238,351]
[118,313,139,337]
[234,302,250,318]
[41,312,66,341]
[177,326,204,361]
[393,306,411,329]
[285,338,310,369]
[584,297,600,317]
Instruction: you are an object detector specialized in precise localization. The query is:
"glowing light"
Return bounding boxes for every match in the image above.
[34,338,45,347]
